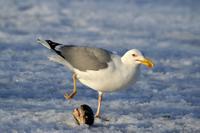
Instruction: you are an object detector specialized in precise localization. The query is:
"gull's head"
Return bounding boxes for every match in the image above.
[122,49,154,69]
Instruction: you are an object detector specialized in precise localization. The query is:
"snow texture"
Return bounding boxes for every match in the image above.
[0,0,200,132]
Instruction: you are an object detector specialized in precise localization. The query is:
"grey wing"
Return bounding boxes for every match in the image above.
[59,46,112,71]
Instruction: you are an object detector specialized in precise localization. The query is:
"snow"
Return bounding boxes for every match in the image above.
[0,0,200,132]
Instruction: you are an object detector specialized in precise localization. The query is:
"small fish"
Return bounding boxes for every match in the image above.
[72,104,94,126]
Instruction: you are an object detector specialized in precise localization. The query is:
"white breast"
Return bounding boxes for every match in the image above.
[74,55,140,92]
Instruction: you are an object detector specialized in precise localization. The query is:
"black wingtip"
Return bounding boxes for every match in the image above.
[45,40,61,49]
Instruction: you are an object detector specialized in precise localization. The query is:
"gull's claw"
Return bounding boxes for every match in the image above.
[64,91,77,100]
[64,74,77,100]
[95,115,109,121]
[95,114,100,118]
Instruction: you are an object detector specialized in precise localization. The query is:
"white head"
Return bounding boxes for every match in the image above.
[121,49,154,68]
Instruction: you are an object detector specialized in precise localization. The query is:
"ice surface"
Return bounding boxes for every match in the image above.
[0,0,200,132]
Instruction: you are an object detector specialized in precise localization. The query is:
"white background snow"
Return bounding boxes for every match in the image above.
[0,0,200,132]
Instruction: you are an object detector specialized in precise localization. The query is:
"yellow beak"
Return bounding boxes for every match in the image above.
[138,58,154,68]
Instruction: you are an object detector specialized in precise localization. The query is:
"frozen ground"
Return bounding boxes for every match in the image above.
[0,0,200,132]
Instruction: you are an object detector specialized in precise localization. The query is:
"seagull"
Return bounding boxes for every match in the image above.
[37,38,154,118]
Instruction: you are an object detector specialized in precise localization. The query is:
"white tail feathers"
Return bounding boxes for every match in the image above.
[48,55,74,71]
[37,38,51,49]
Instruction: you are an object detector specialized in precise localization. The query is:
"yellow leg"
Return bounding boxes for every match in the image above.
[95,92,103,118]
[64,74,77,100]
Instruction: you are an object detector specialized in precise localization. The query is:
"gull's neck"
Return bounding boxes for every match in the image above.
[120,53,140,77]
[114,55,140,89]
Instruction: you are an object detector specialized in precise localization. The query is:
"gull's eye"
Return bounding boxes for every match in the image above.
[132,54,137,57]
